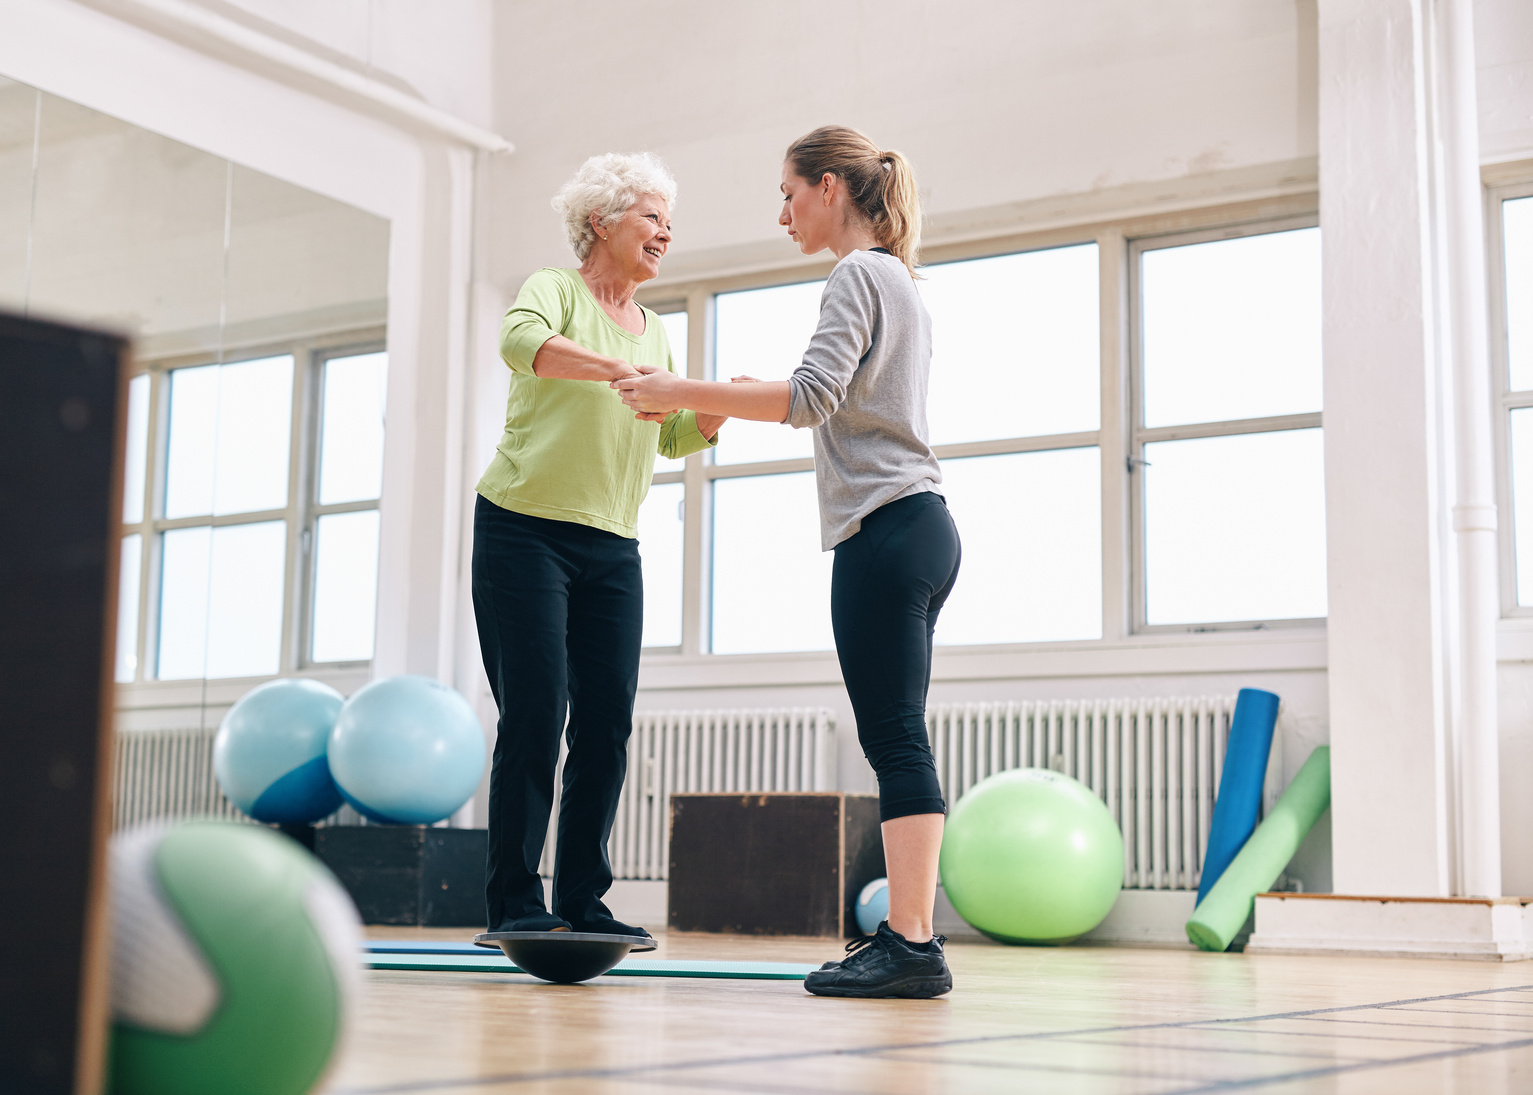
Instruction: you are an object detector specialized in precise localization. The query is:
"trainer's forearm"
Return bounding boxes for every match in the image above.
[670,379,791,423]
[530,335,636,381]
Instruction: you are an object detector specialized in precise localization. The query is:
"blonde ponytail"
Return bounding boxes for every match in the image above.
[786,126,923,275]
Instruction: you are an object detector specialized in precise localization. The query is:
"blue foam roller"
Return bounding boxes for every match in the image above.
[1195,687,1280,904]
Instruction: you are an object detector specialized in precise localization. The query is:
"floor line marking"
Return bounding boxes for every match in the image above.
[1037,1032,1398,1061]
[331,982,1533,1093]
[1268,1015,1533,1036]
[866,1050,1271,1083]
[1157,1035,1533,1094]
[1171,1023,1488,1047]
[1382,1005,1533,1021]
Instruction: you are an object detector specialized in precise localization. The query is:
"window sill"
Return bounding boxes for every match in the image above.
[638,627,1329,691]
[114,666,372,717]
[1495,619,1533,663]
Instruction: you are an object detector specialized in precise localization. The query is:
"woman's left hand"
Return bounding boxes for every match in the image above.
[613,363,687,414]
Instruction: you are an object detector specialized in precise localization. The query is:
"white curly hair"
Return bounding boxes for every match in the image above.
[552,152,678,262]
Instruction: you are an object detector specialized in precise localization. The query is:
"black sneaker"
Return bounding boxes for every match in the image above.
[565,913,655,943]
[491,911,571,933]
[804,922,952,999]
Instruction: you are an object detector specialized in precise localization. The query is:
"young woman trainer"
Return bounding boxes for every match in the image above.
[615,125,961,999]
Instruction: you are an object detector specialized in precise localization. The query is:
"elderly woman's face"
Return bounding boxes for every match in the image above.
[593,193,671,281]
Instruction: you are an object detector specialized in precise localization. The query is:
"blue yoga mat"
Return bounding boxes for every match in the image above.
[366,940,487,956]
[1195,687,1280,905]
[363,951,815,980]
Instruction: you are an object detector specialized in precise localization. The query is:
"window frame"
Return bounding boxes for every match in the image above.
[635,195,1324,661]
[641,301,690,654]
[1127,214,1325,634]
[1490,176,1533,619]
[116,326,386,687]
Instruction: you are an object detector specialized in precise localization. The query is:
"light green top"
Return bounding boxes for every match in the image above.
[476,267,716,537]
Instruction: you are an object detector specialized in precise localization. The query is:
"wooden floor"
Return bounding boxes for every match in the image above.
[327,926,1533,1094]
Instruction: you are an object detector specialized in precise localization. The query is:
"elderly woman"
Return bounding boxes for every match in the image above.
[472,153,723,940]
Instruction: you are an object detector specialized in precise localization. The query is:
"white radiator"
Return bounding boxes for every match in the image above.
[927,697,1236,892]
[114,708,837,885]
[541,707,838,880]
[115,700,1227,891]
[113,728,246,829]
[112,729,360,829]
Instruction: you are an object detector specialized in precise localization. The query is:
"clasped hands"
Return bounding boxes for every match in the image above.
[612,363,757,421]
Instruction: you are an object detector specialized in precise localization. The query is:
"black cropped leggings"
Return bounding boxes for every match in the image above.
[831,491,961,822]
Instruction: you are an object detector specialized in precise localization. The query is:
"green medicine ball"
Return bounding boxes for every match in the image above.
[109,822,361,1095]
[939,768,1124,944]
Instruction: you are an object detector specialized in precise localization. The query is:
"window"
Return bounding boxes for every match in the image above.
[115,338,387,684]
[635,205,1327,659]
[706,245,1105,654]
[708,280,831,653]
[923,244,1102,646]
[1133,224,1326,628]
[1495,189,1533,610]
[636,304,691,651]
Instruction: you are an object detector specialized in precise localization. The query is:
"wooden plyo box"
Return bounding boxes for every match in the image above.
[0,316,128,1095]
[314,826,486,926]
[668,793,885,938]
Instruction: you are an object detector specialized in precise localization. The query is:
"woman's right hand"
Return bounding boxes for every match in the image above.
[613,363,689,414]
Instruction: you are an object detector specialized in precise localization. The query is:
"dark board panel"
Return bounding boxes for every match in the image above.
[315,826,487,926]
[842,794,887,930]
[0,313,127,1095]
[420,828,488,927]
[668,793,882,937]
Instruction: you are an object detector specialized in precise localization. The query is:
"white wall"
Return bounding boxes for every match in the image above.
[213,0,494,128]
[1478,0,1533,162]
[487,0,1319,282]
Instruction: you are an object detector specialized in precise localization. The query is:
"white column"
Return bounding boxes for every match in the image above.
[374,141,482,684]
[1318,0,1500,898]
[1435,0,1501,898]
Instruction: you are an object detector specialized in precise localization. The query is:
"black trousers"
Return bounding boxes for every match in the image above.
[470,495,643,930]
[831,491,961,822]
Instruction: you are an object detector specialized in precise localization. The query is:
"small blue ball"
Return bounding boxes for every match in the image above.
[327,675,486,825]
[214,678,345,824]
[855,877,890,935]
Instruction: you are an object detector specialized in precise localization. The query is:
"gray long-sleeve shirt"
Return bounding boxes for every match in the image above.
[785,248,943,550]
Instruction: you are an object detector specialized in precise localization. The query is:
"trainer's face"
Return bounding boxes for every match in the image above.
[593,192,672,282]
[779,164,834,255]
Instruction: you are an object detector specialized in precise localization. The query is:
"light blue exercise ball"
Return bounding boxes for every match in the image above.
[327,675,486,825]
[214,678,346,824]
[855,877,890,935]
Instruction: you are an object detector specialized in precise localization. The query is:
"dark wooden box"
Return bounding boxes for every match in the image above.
[668,793,884,937]
[313,826,486,926]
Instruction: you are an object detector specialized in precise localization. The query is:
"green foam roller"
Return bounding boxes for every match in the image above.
[1185,746,1331,953]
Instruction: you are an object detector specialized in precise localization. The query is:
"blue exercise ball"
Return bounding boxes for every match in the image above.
[327,675,486,825]
[214,678,345,824]
[855,877,889,935]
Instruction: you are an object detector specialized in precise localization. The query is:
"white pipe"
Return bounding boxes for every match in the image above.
[1437,0,1501,897]
[76,0,513,153]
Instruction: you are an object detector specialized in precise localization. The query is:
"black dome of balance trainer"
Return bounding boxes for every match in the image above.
[472,931,655,984]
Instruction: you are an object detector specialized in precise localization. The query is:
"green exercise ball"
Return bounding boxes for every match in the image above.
[108,822,361,1095]
[940,767,1124,944]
